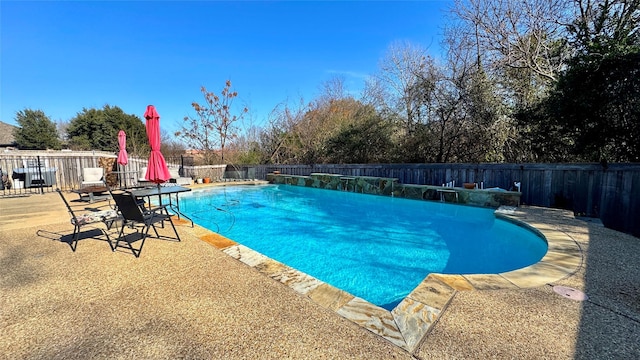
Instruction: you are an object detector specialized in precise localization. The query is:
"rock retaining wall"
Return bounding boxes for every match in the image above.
[267,172,521,208]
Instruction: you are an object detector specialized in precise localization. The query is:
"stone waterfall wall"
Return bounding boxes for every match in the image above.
[266,172,521,208]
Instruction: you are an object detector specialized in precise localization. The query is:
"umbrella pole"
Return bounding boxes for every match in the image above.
[118,164,126,188]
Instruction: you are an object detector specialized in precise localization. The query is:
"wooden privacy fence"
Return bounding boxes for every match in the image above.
[246,163,640,237]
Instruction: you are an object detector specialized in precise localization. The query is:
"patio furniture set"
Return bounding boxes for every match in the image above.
[57,165,194,257]
[74,166,191,203]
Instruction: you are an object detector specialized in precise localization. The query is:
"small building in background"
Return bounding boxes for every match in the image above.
[0,121,18,150]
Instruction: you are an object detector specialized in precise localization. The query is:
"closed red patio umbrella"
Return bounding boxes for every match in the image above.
[116,129,130,187]
[117,130,128,166]
[143,105,171,184]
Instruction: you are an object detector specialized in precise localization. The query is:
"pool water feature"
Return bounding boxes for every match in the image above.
[180,184,547,310]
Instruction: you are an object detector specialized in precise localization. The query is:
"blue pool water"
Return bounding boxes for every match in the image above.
[179,184,547,309]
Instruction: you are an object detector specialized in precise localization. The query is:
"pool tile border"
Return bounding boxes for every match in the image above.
[195,206,583,353]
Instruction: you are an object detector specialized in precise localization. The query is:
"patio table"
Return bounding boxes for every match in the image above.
[72,185,110,203]
[130,185,193,227]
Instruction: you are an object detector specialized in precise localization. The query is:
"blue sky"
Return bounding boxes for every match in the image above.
[1,0,450,135]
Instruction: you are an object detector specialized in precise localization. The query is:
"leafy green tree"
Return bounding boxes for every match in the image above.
[232,141,263,164]
[67,105,148,156]
[514,100,575,162]
[549,52,640,162]
[460,69,515,162]
[558,0,640,161]
[296,97,369,164]
[13,109,61,150]
[520,0,640,162]
[323,105,393,164]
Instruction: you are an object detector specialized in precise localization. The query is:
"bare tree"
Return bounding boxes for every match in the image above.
[318,76,348,104]
[56,119,70,143]
[259,98,310,164]
[161,130,187,162]
[447,0,572,106]
[373,41,438,134]
[177,80,248,164]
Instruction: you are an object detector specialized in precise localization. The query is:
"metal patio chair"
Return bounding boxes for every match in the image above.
[56,188,119,252]
[110,191,180,258]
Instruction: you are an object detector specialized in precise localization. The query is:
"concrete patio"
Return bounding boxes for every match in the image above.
[1,186,639,359]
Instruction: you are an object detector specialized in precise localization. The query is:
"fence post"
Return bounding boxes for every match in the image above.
[36,155,44,194]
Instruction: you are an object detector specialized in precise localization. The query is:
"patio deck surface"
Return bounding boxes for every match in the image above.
[1,183,639,359]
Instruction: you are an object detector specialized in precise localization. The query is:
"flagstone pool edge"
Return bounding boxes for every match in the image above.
[192,206,583,353]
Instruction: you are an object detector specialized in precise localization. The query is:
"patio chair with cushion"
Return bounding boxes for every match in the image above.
[137,166,154,187]
[56,189,119,252]
[81,167,105,187]
[168,167,192,186]
[111,191,180,258]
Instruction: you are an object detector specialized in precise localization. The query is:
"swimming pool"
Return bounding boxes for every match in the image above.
[179,184,547,309]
